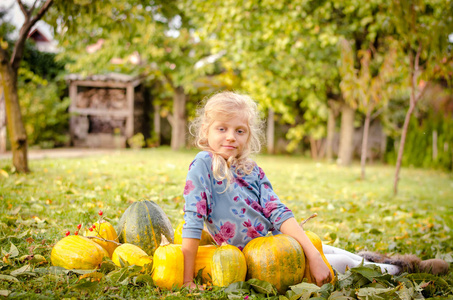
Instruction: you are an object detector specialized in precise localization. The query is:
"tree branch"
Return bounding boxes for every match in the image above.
[163,72,175,91]
[17,0,30,20]
[11,0,54,70]
[31,0,39,12]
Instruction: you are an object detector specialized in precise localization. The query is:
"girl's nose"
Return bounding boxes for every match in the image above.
[226,131,236,141]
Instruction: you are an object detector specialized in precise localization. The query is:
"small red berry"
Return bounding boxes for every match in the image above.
[89,228,93,231]
[65,231,70,236]
[92,224,96,229]
[98,210,103,216]
[77,224,82,230]
[74,231,79,235]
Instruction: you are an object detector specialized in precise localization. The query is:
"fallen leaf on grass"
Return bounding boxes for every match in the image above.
[79,272,104,282]
[0,274,19,283]
[0,169,8,178]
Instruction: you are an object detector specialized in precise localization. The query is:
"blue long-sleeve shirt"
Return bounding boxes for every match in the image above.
[182,151,294,250]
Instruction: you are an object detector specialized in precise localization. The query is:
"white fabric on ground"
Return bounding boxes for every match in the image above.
[323,244,401,275]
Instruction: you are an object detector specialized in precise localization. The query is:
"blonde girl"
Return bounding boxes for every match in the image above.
[181,91,332,288]
[181,91,448,290]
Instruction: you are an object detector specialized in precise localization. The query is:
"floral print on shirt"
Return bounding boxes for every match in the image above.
[182,151,294,250]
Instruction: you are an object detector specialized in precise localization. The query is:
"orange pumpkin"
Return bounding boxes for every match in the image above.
[242,234,305,294]
[174,221,215,245]
[303,231,335,284]
[84,220,118,258]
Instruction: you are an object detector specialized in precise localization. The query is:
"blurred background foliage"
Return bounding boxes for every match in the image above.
[0,0,452,171]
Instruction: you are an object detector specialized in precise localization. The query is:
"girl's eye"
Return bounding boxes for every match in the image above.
[237,129,246,134]
[218,127,225,132]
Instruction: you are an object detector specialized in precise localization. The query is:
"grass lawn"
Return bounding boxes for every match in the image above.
[0,147,452,299]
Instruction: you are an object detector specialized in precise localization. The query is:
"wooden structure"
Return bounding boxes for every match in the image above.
[66,73,145,148]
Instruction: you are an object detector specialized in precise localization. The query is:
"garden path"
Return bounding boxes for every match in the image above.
[0,148,115,160]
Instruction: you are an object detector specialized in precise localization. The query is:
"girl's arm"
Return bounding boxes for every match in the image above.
[280,217,332,287]
[181,237,200,289]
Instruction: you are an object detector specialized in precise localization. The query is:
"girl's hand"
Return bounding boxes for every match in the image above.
[279,218,332,286]
[308,253,332,287]
[183,281,204,290]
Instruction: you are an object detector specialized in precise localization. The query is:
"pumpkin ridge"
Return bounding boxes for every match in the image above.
[144,203,159,249]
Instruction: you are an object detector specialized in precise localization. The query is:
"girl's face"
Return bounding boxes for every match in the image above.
[207,114,250,159]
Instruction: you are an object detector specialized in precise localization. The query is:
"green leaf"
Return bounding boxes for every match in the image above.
[224,281,251,295]
[8,243,19,258]
[247,278,278,295]
[105,265,142,285]
[194,266,205,284]
[99,260,117,274]
[350,264,383,281]
[0,275,19,283]
[132,274,153,286]
[369,228,382,235]
[10,265,36,277]
[71,279,100,291]
[0,290,11,297]
[289,282,320,296]
[356,286,399,300]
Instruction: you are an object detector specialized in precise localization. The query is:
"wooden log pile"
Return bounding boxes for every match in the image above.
[76,88,127,109]
[89,116,125,134]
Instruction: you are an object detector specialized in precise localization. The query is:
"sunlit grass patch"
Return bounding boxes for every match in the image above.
[0,148,452,298]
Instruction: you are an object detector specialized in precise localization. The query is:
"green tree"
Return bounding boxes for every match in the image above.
[389,0,453,194]
[339,38,399,179]
[1,0,170,171]
[185,0,341,155]
[0,0,53,172]
[52,3,220,150]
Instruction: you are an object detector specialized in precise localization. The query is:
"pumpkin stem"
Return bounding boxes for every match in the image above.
[300,213,318,228]
[85,236,122,245]
[160,234,171,246]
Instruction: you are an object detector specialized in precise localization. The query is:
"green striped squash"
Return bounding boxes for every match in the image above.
[117,200,174,256]
[242,234,305,294]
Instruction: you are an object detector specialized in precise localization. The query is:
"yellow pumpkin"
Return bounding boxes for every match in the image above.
[211,243,246,287]
[171,243,218,284]
[174,221,215,245]
[152,236,184,289]
[242,234,305,294]
[112,243,153,267]
[193,245,218,284]
[84,220,119,258]
[303,231,336,284]
[51,235,109,270]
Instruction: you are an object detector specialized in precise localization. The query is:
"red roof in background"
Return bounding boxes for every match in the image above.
[28,28,50,43]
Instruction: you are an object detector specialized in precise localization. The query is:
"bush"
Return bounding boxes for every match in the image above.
[386,112,453,171]
[18,68,70,148]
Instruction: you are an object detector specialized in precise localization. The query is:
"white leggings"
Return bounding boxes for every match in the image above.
[322,244,401,275]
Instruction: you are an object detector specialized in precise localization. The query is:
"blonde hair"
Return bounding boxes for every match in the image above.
[190,91,263,187]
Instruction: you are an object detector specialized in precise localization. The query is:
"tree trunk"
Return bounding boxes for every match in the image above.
[338,104,355,166]
[0,84,6,153]
[309,137,318,159]
[170,86,187,151]
[0,60,29,172]
[393,102,415,195]
[153,104,161,146]
[326,105,336,161]
[266,108,275,154]
[432,130,438,160]
[360,108,372,180]
[394,46,424,195]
